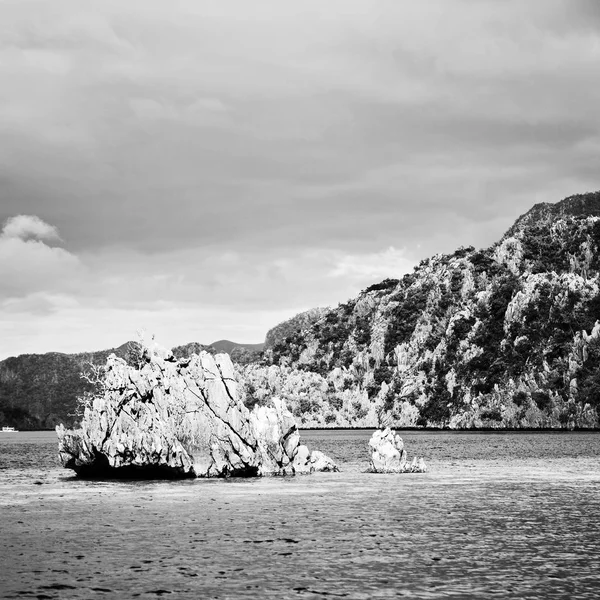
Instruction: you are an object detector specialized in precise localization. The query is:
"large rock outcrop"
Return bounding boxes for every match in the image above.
[56,342,337,478]
[368,428,427,473]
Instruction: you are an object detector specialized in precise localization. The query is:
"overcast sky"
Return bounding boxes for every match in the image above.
[1,0,599,358]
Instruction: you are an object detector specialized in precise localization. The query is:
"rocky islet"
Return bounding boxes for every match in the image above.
[368,428,428,473]
[56,341,338,478]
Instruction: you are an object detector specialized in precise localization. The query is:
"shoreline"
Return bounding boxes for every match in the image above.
[5,426,600,433]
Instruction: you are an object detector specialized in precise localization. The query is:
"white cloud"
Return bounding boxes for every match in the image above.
[0,216,81,300]
[128,98,178,121]
[2,215,62,242]
[330,246,415,281]
[1,292,80,316]
[0,220,418,357]
[21,49,72,75]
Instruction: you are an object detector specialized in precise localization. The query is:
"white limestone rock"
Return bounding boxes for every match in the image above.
[368,428,427,473]
[56,342,337,478]
[308,450,339,473]
[291,445,312,474]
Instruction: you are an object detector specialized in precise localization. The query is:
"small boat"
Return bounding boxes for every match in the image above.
[1,426,18,432]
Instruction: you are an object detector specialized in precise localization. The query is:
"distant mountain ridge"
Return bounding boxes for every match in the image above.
[209,340,264,354]
[0,339,263,429]
[171,340,263,364]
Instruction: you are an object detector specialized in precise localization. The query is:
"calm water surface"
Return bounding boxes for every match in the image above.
[1,430,599,599]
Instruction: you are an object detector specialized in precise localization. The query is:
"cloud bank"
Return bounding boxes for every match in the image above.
[0,1,599,357]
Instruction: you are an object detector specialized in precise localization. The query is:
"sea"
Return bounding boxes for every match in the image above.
[1,429,600,599]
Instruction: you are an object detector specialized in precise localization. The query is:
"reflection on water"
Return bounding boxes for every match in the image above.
[1,430,600,599]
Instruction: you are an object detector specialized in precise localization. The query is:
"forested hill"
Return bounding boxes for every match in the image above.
[0,343,134,430]
[241,191,600,429]
[0,339,262,429]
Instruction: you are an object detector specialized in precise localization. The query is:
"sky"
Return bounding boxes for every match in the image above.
[1,0,599,358]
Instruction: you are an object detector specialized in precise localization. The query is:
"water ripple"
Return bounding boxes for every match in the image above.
[1,430,600,599]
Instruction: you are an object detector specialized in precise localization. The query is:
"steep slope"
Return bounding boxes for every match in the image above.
[241,191,600,429]
[506,191,600,238]
[264,308,329,349]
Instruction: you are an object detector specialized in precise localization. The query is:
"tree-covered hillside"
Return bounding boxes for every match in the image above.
[0,339,261,429]
[0,343,136,430]
[264,308,329,350]
[240,191,600,429]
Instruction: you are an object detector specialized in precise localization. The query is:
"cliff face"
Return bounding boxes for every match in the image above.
[243,191,600,429]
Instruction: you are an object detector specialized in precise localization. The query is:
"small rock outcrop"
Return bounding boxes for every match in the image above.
[368,428,427,473]
[56,342,337,478]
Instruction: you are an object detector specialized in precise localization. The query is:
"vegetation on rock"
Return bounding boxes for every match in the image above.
[238,191,600,429]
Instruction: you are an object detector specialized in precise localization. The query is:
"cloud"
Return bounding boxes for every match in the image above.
[1,293,79,316]
[330,247,414,282]
[0,1,599,356]
[0,216,81,300]
[2,215,62,242]
[0,214,417,356]
[2,3,598,258]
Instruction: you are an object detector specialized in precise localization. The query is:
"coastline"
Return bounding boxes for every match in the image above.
[4,425,600,434]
